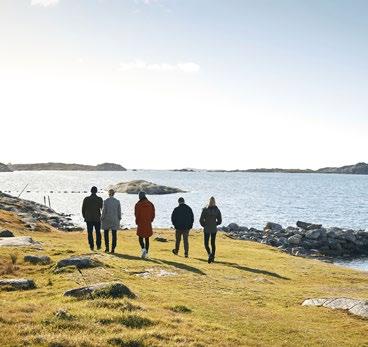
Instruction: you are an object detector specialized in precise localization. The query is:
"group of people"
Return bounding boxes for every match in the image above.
[81,187,222,263]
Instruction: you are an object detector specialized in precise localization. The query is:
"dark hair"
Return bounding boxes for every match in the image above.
[178,197,185,204]
[91,186,98,194]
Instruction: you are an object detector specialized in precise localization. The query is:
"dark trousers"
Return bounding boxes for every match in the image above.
[86,221,101,250]
[104,230,117,251]
[139,237,150,252]
[204,232,217,256]
[175,229,189,256]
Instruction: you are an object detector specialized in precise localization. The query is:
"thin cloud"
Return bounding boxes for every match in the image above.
[119,60,200,73]
[31,0,59,7]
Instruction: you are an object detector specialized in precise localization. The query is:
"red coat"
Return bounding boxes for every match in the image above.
[135,198,155,237]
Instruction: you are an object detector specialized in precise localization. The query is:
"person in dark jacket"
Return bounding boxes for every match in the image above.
[199,196,222,263]
[171,197,194,258]
[82,186,103,251]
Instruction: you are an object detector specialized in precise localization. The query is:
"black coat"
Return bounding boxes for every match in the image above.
[200,206,222,234]
[171,203,194,230]
[82,194,103,222]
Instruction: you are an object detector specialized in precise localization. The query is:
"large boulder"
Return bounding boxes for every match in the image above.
[0,236,41,248]
[24,255,52,265]
[227,223,240,231]
[264,222,283,232]
[288,234,303,246]
[302,297,368,319]
[0,279,36,290]
[108,180,185,195]
[305,229,322,240]
[296,221,322,231]
[0,230,14,237]
[64,282,135,299]
[56,256,102,269]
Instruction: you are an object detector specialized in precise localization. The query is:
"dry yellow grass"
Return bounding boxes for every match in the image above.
[0,210,368,347]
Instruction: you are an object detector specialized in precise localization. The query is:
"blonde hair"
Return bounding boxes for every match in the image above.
[208,196,216,207]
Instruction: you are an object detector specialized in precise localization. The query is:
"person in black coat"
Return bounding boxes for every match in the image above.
[171,197,194,258]
[82,186,103,251]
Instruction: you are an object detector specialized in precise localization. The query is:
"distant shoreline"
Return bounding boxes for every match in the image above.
[2,161,368,175]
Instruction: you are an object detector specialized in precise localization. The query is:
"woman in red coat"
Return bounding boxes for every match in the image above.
[135,191,155,258]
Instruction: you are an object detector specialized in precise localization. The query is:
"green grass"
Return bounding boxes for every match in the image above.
[0,210,368,346]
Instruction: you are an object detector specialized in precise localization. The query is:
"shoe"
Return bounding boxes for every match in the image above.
[208,254,214,264]
[97,246,101,251]
[185,254,188,258]
[90,247,94,252]
[141,248,147,259]
[111,249,115,254]
[172,249,178,255]
[105,249,109,253]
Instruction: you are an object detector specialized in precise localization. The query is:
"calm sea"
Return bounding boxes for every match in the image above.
[1,170,367,270]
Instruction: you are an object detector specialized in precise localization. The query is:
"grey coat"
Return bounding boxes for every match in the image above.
[101,197,121,230]
[199,206,222,234]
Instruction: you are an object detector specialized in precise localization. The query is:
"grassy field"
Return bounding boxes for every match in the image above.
[0,210,368,347]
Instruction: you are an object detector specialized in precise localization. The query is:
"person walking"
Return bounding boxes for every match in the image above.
[199,196,222,263]
[82,186,103,251]
[135,191,155,259]
[171,197,194,258]
[101,189,121,254]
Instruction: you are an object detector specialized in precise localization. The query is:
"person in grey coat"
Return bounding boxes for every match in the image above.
[101,189,121,253]
[199,196,222,263]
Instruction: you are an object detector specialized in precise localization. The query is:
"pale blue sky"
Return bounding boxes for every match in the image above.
[0,0,367,169]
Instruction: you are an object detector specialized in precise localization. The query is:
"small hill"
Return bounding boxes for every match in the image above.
[9,162,126,171]
[108,180,186,195]
[317,162,368,174]
[0,163,12,172]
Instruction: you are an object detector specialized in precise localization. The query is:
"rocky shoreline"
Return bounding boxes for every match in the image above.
[221,221,368,260]
[0,192,81,231]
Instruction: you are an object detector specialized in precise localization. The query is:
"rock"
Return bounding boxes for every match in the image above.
[0,279,36,290]
[264,222,283,232]
[288,234,303,245]
[64,282,135,299]
[0,230,14,237]
[0,236,41,248]
[227,223,240,231]
[56,256,102,269]
[55,308,73,320]
[24,255,52,265]
[0,192,79,231]
[305,229,322,240]
[154,237,168,242]
[108,180,186,195]
[302,298,368,319]
[296,221,322,230]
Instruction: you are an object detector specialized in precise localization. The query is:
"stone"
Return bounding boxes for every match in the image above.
[56,256,102,269]
[0,230,14,237]
[305,229,322,240]
[302,297,368,319]
[0,279,36,290]
[24,255,52,265]
[64,282,135,299]
[296,221,322,230]
[227,223,240,231]
[108,180,185,195]
[0,236,41,248]
[154,237,168,242]
[288,234,303,245]
[264,222,283,232]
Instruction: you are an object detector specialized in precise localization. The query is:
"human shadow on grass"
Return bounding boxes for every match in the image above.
[111,253,206,276]
[195,258,290,280]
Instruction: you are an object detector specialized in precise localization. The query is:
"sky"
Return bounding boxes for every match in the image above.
[0,0,367,170]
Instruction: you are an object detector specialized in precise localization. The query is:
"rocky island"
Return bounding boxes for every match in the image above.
[8,162,126,171]
[207,162,368,175]
[0,163,12,172]
[108,180,186,195]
